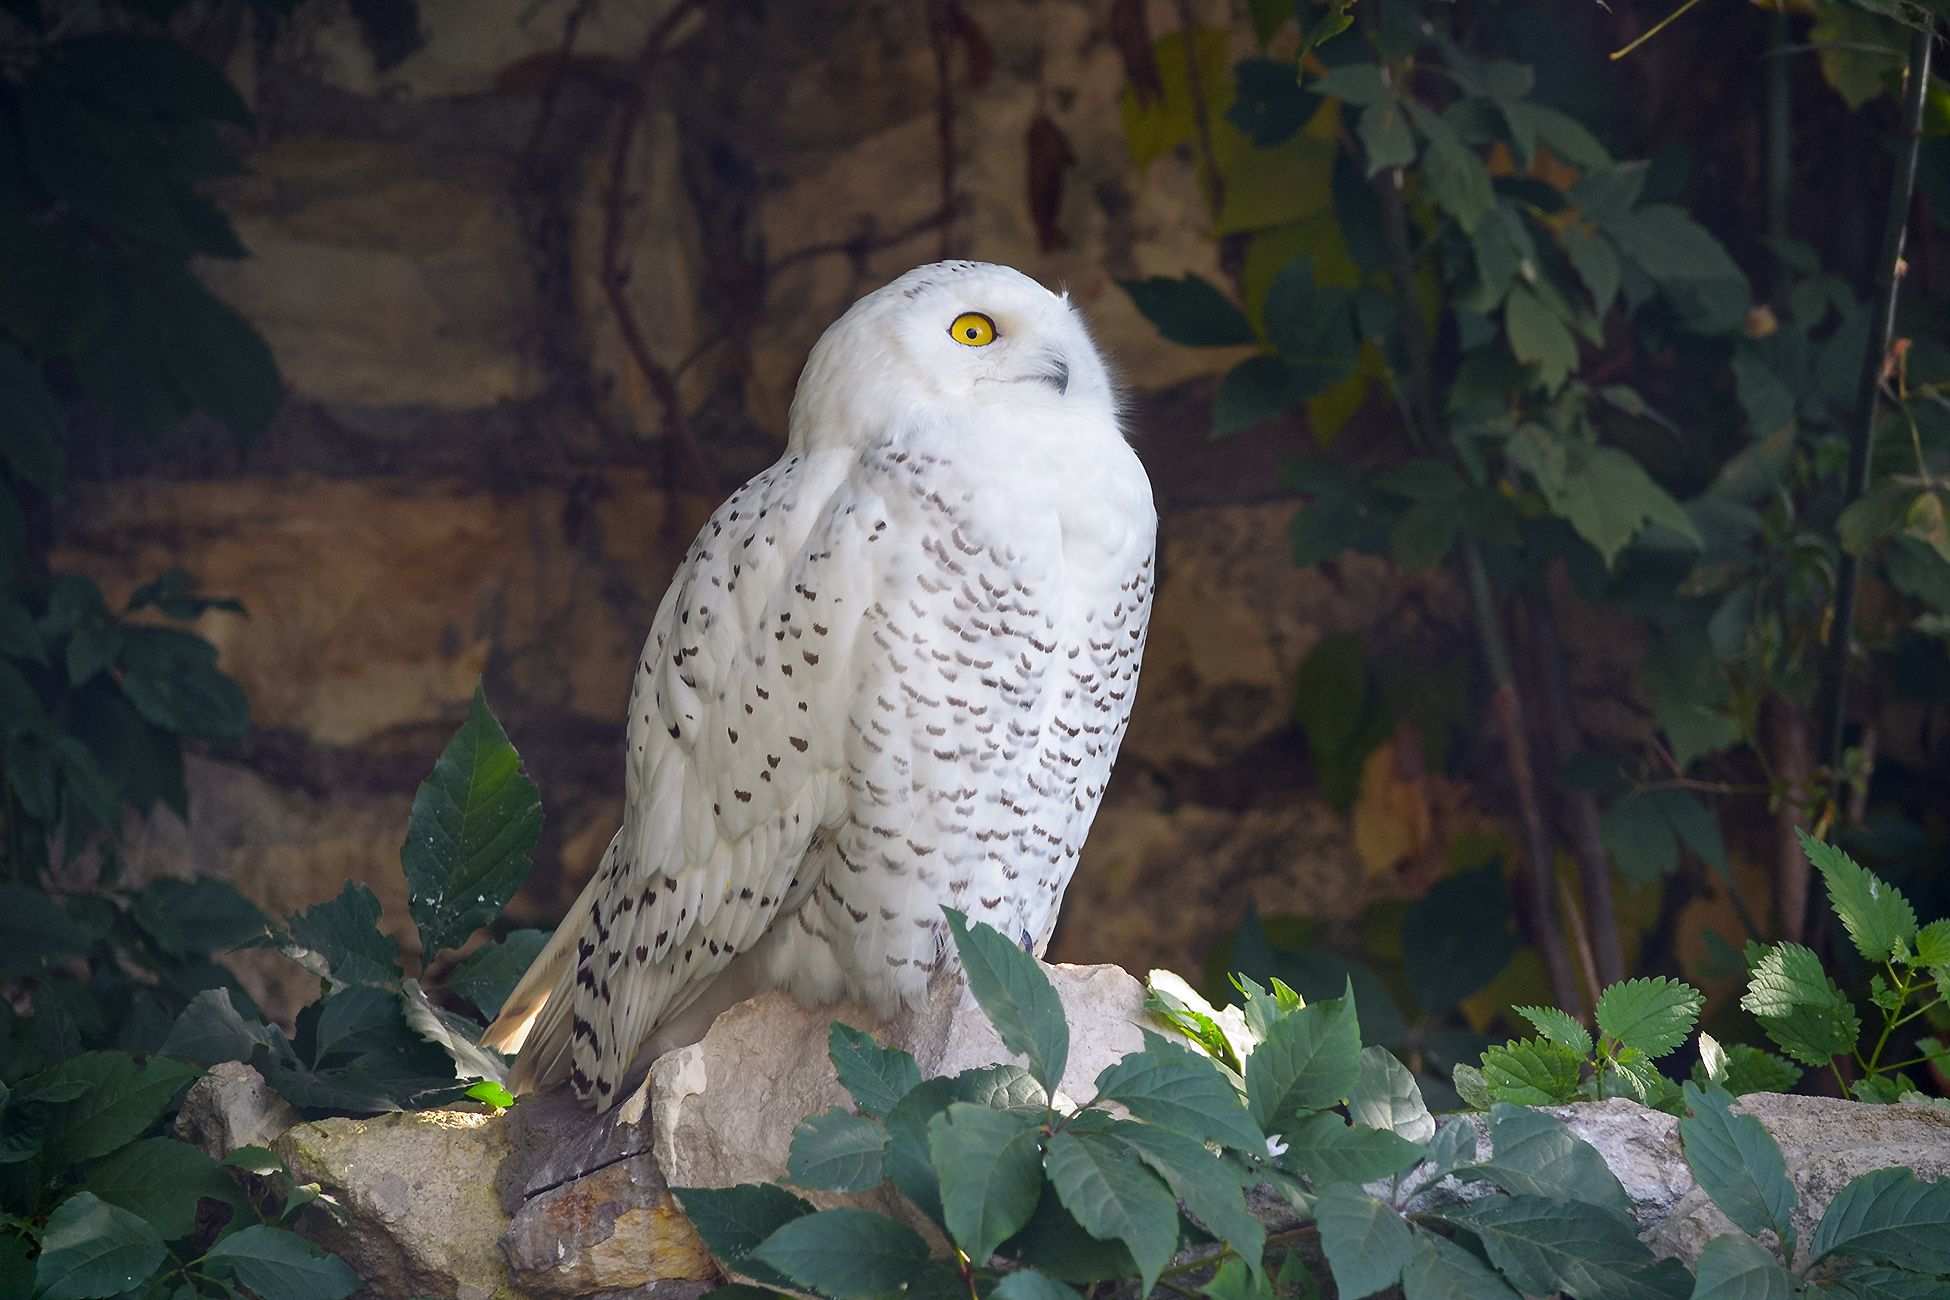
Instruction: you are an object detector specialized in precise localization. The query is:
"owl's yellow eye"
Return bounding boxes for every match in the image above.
[949,312,996,346]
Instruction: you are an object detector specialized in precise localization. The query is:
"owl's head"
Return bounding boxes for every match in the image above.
[787,261,1118,450]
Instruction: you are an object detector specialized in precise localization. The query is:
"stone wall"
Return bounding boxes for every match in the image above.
[51,0,1623,1020]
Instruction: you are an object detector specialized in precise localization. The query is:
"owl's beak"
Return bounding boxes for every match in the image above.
[1035,357,1070,395]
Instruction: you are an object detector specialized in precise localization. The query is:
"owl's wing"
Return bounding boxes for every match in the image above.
[492,449,896,1108]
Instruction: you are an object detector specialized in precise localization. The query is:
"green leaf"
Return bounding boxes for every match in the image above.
[161,988,289,1066]
[1914,920,1950,968]
[287,881,403,988]
[1679,1082,1797,1261]
[1262,256,1359,398]
[1505,285,1579,390]
[1348,1045,1435,1143]
[1797,831,1918,964]
[1111,1120,1266,1280]
[445,929,550,1020]
[1119,274,1257,347]
[943,909,1069,1096]
[154,265,283,443]
[994,1270,1086,1300]
[1402,862,1522,1013]
[1690,1231,1799,1300]
[1741,943,1862,1066]
[1507,427,1698,566]
[1313,63,1390,106]
[1214,355,1298,438]
[1245,979,1362,1133]
[753,1208,935,1300]
[1516,1006,1594,1057]
[402,684,544,959]
[0,337,66,495]
[999,1181,1140,1284]
[33,1192,166,1300]
[1408,102,1494,234]
[1604,205,1750,295]
[1360,101,1417,174]
[1316,1182,1414,1300]
[202,1224,360,1300]
[1596,978,1703,1059]
[1447,1195,1690,1300]
[0,883,92,980]
[1476,1104,1634,1221]
[1701,1044,1803,1098]
[1403,1230,1523,1300]
[1453,1062,1493,1111]
[1830,1266,1950,1300]
[1201,1256,1273,1300]
[1480,1038,1583,1106]
[882,1076,955,1226]
[43,1052,201,1164]
[1044,1129,1179,1298]
[672,1183,817,1291]
[117,625,248,740]
[1563,226,1621,317]
[786,1107,887,1193]
[1810,1167,1950,1273]
[83,1136,247,1239]
[1281,1109,1429,1184]
[828,1022,922,1120]
[928,1104,1042,1265]
[1091,1040,1263,1151]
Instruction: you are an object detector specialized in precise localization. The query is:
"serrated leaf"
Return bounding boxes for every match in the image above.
[1091,1040,1262,1152]
[1111,1120,1266,1282]
[285,881,402,988]
[1476,1105,1634,1221]
[1317,1182,1414,1300]
[882,1076,955,1227]
[1480,1038,1583,1106]
[827,1022,922,1120]
[928,1104,1042,1265]
[1798,831,1918,964]
[34,1192,166,1300]
[787,1107,888,1193]
[1448,1195,1690,1300]
[43,1052,201,1164]
[1044,1129,1179,1298]
[1201,1255,1273,1300]
[202,1224,360,1300]
[1680,1081,1797,1260]
[1347,1045,1435,1143]
[402,684,544,959]
[1691,1231,1798,1300]
[1281,1109,1429,1184]
[1403,1229,1523,1300]
[1119,273,1257,347]
[83,1136,247,1239]
[1516,1006,1594,1057]
[1408,101,1494,234]
[671,1183,817,1291]
[1810,1167,1950,1273]
[1245,980,1362,1133]
[1831,1265,1950,1300]
[445,929,550,1021]
[161,987,289,1067]
[1741,944,1862,1066]
[1597,978,1703,1059]
[944,909,1069,1096]
[994,1270,1086,1300]
[1711,1044,1804,1097]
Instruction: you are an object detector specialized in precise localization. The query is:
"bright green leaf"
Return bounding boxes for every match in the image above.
[1516,1006,1594,1057]
[1596,978,1703,1059]
[1244,980,1363,1133]
[1480,1039,1583,1106]
[1798,831,1918,964]
[1741,944,1862,1067]
[1347,1045,1435,1143]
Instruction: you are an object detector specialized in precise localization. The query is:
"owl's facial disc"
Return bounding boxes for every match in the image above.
[940,303,1073,397]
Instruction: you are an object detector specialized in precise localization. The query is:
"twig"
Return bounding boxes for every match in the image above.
[1526,588,1625,986]
[1609,0,1708,60]
[601,0,716,503]
[1817,25,1934,778]
[768,207,957,279]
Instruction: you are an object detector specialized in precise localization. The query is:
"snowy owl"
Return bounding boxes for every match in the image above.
[482,261,1156,1110]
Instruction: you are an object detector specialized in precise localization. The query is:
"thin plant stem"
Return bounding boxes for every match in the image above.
[1818,24,1934,776]
[1559,876,1604,1013]
[1610,0,1709,61]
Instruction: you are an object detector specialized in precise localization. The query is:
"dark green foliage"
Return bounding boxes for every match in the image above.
[401,684,545,961]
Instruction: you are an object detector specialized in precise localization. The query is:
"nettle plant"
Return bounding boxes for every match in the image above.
[1454,833,1950,1114]
[674,909,1950,1300]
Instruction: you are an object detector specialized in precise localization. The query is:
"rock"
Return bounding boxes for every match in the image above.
[173,1061,301,1158]
[650,961,1153,1192]
[276,1110,519,1300]
[1637,1093,1950,1269]
[500,1153,715,1297]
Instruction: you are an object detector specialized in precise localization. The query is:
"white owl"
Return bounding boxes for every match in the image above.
[482,261,1156,1110]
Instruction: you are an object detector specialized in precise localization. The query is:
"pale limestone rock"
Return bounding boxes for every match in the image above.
[1639,1093,1950,1269]
[277,1110,519,1300]
[649,962,1152,1193]
[172,1061,301,1159]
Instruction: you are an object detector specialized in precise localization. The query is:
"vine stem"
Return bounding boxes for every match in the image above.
[1373,143,1582,1016]
[1816,23,1934,779]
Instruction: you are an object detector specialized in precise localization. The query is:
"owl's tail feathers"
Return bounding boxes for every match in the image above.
[481,839,616,1093]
